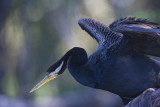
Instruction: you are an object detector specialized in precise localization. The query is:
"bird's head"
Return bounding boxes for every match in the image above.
[30,60,66,93]
[30,47,87,93]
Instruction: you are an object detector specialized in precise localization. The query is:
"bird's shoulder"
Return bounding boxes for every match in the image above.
[88,48,118,67]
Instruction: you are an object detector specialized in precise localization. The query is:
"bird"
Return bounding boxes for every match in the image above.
[30,17,160,102]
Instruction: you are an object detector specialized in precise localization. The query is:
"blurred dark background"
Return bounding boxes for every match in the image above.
[0,0,160,107]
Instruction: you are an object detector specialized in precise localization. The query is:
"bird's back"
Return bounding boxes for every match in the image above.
[92,53,160,97]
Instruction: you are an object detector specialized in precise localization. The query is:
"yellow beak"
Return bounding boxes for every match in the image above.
[30,74,57,93]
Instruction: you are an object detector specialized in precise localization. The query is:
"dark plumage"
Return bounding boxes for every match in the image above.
[31,17,160,102]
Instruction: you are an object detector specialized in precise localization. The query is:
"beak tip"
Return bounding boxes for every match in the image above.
[29,74,57,94]
[29,88,35,93]
[29,90,33,93]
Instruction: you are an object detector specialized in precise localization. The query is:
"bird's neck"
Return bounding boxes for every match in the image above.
[65,47,96,88]
[67,47,88,67]
[55,47,95,88]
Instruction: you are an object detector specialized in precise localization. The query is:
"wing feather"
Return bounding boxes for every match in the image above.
[110,17,160,56]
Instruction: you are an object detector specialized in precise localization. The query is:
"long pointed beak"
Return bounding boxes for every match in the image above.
[30,74,57,93]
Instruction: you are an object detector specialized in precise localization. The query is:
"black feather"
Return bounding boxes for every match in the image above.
[109,17,160,29]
